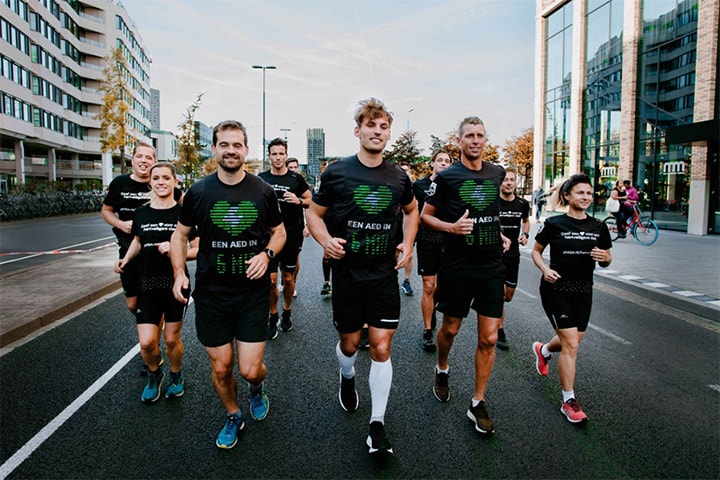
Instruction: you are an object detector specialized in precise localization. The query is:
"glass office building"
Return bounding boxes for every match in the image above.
[535,0,718,234]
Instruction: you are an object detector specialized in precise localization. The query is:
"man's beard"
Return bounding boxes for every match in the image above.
[218,155,243,173]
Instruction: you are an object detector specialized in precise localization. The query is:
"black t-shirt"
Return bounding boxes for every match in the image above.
[312,155,414,281]
[413,175,443,244]
[534,214,612,291]
[499,195,530,257]
[103,174,152,248]
[131,204,186,292]
[425,161,506,269]
[178,173,282,294]
[257,170,310,231]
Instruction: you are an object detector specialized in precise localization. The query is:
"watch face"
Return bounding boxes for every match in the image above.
[265,249,274,258]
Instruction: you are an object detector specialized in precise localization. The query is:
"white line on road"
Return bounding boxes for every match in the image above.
[587,324,632,345]
[0,236,114,265]
[0,343,140,479]
[709,385,720,393]
[516,287,537,299]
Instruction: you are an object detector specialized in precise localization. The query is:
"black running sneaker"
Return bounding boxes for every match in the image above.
[467,400,495,434]
[433,369,450,402]
[366,421,393,456]
[280,309,293,332]
[266,313,279,340]
[422,329,436,352]
[358,327,369,349]
[338,371,358,412]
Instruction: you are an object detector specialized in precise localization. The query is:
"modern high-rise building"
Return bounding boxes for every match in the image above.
[535,0,718,234]
[149,87,160,130]
[193,120,212,160]
[0,0,152,191]
[306,127,325,188]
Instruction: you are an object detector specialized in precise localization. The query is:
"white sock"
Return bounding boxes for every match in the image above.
[436,365,449,374]
[471,398,483,408]
[562,389,575,403]
[541,344,552,358]
[369,358,393,424]
[336,341,357,379]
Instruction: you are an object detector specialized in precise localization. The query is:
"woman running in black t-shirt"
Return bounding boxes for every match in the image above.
[530,174,612,424]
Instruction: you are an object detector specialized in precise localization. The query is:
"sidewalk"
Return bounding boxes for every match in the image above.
[1,228,718,348]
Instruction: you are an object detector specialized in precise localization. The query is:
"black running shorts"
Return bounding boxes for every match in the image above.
[193,281,270,346]
[539,281,592,332]
[417,239,443,277]
[331,273,400,334]
[501,253,520,289]
[436,261,505,319]
[136,289,186,325]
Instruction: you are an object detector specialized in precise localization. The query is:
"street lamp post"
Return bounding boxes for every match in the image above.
[252,65,277,170]
[407,108,414,131]
[280,128,290,142]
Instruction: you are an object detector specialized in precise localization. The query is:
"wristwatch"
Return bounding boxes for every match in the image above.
[264,248,275,259]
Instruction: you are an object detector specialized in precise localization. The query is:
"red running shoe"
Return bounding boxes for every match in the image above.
[532,342,550,376]
[561,398,589,423]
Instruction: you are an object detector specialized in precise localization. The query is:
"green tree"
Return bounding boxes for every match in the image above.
[384,130,421,165]
[176,92,205,188]
[503,127,534,194]
[98,47,132,174]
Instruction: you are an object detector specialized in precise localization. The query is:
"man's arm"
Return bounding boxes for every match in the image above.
[396,199,418,270]
[245,222,286,280]
[101,204,132,234]
[420,203,473,236]
[170,223,192,303]
[307,201,346,259]
[519,216,531,246]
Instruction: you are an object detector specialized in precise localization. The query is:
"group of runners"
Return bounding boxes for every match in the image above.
[102,97,612,456]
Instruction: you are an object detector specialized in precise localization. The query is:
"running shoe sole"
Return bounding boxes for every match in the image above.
[466,408,495,434]
[215,421,245,449]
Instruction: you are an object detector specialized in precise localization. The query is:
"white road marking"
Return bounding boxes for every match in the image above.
[709,385,720,393]
[0,236,114,265]
[587,324,632,345]
[516,287,537,299]
[0,343,140,478]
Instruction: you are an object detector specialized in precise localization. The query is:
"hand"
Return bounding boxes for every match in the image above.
[543,268,561,283]
[323,237,347,260]
[501,233,511,253]
[303,226,310,238]
[114,259,125,274]
[245,252,270,280]
[394,243,413,270]
[518,233,529,246]
[172,274,190,304]
[157,241,171,255]
[451,209,474,235]
[119,220,133,235]
[283,191,300,205]
[590,246,610,264]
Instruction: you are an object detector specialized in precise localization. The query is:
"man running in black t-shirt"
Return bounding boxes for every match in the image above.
[307,98,418,457]
[421,116,510,435]
[170,120,286,450]
[497,167,530,350]
[258,139,311,339]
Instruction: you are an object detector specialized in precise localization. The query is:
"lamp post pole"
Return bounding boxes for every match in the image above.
[280,128,290,142]
[407,108,414,131]
[253,65,276,170]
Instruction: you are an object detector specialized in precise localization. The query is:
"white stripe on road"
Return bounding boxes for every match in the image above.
[709,385,720,393]
[587,324,632,345]
[0,343,140,479]
[0,236,114,265]
[515,287,537,299]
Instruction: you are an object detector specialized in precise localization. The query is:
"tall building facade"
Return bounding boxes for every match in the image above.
[149,87,160,130]
[306,127,324,189]
[535,0,718,234]
[193,120,212,160]
[0,0,152,191]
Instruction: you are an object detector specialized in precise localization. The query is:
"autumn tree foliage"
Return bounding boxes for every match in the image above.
[98,47,132,174]
[176,93,205,188]
[384,130,421,165]
[503,127,534,194]
[482,143,501,163]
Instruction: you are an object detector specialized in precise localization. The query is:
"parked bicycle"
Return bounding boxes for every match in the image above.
[603,204,659,246]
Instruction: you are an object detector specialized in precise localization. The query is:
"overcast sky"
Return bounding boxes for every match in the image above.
[122,0,536,163]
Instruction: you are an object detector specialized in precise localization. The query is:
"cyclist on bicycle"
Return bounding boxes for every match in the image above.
[611,181,632,238]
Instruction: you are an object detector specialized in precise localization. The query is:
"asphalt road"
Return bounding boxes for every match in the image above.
[0,213,113,274]
[1,239,718,479]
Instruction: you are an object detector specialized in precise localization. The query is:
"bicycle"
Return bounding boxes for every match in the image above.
[603,204,659,246]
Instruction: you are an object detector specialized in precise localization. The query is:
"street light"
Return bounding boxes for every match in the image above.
[407,108,414,131]
[280,128,291,142]
[252,65,277,170]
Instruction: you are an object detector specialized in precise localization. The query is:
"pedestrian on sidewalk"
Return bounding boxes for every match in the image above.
[421,116,510,435]
[531,173,612,424]
[532,185,546,223]
[306,98,418,457]
[170,120,286,450]
[115,163,198,404]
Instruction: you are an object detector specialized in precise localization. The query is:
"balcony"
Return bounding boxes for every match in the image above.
[78,12,104,24]
[79,37,105,49]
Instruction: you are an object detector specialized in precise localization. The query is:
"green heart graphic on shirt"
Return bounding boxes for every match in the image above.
[459,180,496,211]
[354,185,393,215]
[209,201,258,236]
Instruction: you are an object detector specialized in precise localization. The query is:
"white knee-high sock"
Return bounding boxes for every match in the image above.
[336,341,357,378]
[369,358,393,424]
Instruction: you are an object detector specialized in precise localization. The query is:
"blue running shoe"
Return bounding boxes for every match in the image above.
[216,412,244,449]
[249,383,269,421]
[141,367,164,404]
[165,371,185,399]
[401,279,414,296]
